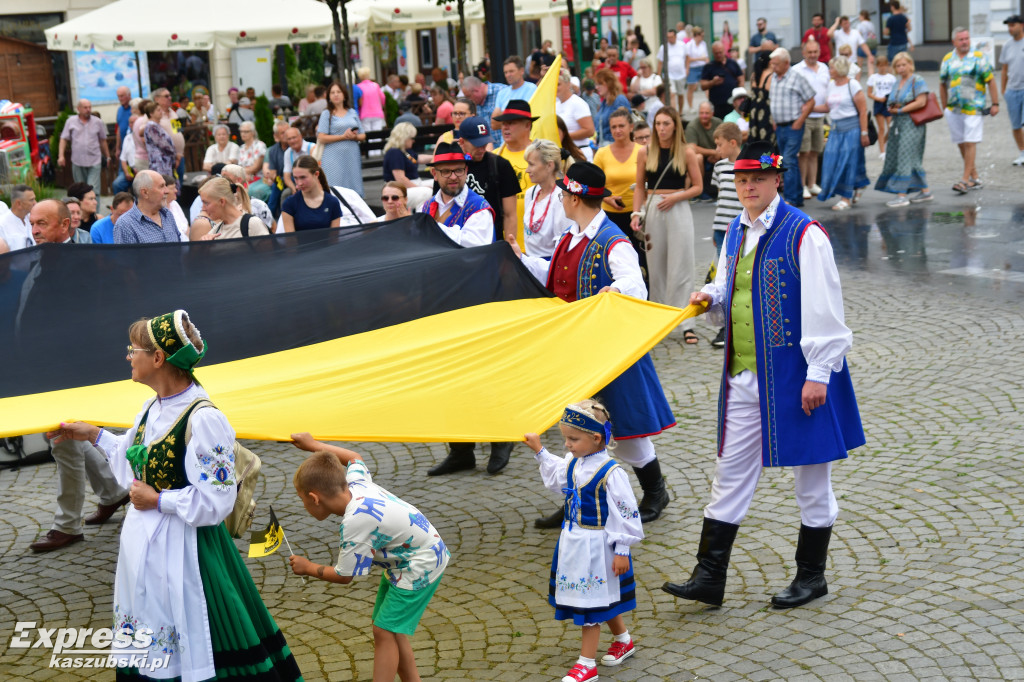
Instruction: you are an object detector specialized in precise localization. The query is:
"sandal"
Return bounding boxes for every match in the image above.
[683,330,699,345]
[952,181,970,194]
[832,199,851,211]
[966,179,983,190]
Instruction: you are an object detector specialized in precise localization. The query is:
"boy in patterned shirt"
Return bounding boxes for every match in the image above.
[708,122,745,349]
[288,433,449,681]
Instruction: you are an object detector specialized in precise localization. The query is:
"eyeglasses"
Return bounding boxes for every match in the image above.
[434,167,466,178]
[381,195,404,202]
[126,345,155,358]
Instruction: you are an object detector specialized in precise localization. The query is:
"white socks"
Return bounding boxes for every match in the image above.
[576,656,596,668]
[614,630,631,644]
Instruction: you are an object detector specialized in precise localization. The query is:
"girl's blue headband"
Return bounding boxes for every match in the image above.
[560,406,613,444]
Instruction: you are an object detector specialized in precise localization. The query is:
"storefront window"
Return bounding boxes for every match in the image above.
[800,0,844,37]
[146,51,210,102]
[922,0,969,43]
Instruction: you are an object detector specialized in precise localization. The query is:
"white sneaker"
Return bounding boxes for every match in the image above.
[803,186,812,199]
[809,183,822,195]
[1014,152,1024,166]
[879,152,886,161]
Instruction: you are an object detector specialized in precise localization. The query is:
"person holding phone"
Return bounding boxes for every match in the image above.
[318,82,366,195]
[594,107,647,276]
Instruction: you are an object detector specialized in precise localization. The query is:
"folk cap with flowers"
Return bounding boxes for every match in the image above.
[721,141,787,174]
[556,162,612,198]
[147,310,206,372]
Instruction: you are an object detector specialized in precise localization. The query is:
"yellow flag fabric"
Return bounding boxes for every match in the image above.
[530,54,562,145]
[248,506,284,558]
[0,295,704,442]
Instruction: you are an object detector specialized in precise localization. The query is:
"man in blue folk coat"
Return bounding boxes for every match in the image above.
[663,141,865,608]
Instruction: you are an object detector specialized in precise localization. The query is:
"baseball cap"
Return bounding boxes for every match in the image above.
[1004,14,1023,24]
[457,116,492,146]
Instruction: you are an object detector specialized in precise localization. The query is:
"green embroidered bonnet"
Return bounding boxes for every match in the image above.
[148,310,207,372]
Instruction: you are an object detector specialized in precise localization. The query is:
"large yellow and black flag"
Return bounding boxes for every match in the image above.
[248,506,284,558]
[0,216,691,441]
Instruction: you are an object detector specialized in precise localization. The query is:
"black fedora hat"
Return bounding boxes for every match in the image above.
[493,99,540,122]
[426,141,468,166]
[556,162,612,198]
[721,140,787,174]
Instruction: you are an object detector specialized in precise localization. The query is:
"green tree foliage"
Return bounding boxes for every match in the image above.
[254,95,275,146]
[50,108,74,152]
[384,91,399,127]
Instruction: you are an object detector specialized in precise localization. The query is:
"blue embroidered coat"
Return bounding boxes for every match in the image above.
[422,187,495,229]
[717,199,865,467]
[547,215,676,440]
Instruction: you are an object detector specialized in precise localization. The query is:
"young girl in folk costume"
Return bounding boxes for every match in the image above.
[525,400,644,682]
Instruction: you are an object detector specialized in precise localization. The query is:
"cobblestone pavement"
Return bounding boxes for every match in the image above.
[4,73,1024,682]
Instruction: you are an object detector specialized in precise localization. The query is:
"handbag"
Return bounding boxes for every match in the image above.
[638,155,674,251]
[907,78,943,126]
[849,82,878,146]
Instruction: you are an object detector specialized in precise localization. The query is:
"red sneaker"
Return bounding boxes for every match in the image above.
[602,639,635,666]
[561,663,599,682]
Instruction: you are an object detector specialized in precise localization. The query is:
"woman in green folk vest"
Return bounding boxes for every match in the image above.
[49,310,302,682]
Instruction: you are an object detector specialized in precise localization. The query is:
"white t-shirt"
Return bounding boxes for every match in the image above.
[657,41,688,80]
[203,142,240,167]
[556,94,596,160]
[826,79,863,120]
[793,61,831,119]
[686,40,709,70]
[857,20,877,42]
[120,135,136,167]
[833,28,865,56]
[866,73,897,101]
[630,74,664,108]
[849,62,862,80]
[0,212,32,250]
[283,141,315,176]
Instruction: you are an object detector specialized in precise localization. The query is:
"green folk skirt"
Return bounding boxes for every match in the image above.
[116,523,302,682]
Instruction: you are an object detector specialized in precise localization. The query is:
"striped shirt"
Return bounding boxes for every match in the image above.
[711,159,742,233]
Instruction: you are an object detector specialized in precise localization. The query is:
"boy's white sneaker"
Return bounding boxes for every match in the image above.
[602,640,636,666]
[1013,151,1024,166]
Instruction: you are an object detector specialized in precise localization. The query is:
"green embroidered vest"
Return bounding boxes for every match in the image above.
[729,245,758,377]
[129,399,206,492]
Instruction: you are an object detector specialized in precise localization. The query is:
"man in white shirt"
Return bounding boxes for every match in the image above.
[657,29,689,112]
[492,55,538,126]
[417,142,494,248]
[664,141,864,610]
[555,70,596,160]
[830,15,875,74]
[282,127,314,195]
[792,40,831,198]
[0,184,35,251]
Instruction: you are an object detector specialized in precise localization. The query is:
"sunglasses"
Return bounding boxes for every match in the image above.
[381,195,404,201]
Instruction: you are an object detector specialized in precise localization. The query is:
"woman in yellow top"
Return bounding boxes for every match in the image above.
[593,107,646,274]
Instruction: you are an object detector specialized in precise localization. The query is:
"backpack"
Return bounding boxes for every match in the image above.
[185,400,262,538]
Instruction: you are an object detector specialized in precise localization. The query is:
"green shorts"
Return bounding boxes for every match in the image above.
[371,573,443,635]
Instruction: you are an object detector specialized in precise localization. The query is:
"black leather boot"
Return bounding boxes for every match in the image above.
[534,507,564,529]
[662,517,740,606]
[633,459,670,523]
[427,442,476,476]
[771,524,833,608]
[487,442,514,474]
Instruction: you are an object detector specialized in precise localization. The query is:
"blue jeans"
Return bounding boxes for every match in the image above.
[112,169,132,194]
[775,124,805,206]
[887,44,908,62]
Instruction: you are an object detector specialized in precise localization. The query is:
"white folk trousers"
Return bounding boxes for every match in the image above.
[704,371,839,528]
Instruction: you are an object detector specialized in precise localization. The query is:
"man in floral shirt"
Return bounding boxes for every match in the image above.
[940,27,1000,193]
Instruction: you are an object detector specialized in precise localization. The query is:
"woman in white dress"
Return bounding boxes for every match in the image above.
[49,311,301,682]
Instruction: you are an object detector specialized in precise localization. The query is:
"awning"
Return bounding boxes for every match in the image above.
[44,0,368,52]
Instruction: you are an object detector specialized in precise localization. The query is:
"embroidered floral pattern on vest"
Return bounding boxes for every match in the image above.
[762,258,784,347]
[197,444,235,488]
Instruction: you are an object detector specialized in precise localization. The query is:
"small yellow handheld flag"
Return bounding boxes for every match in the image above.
[248,506,284,558]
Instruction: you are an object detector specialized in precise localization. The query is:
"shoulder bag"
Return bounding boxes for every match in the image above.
[908,78,943,126]
[848,82,878,145]
[185,400,263,539]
